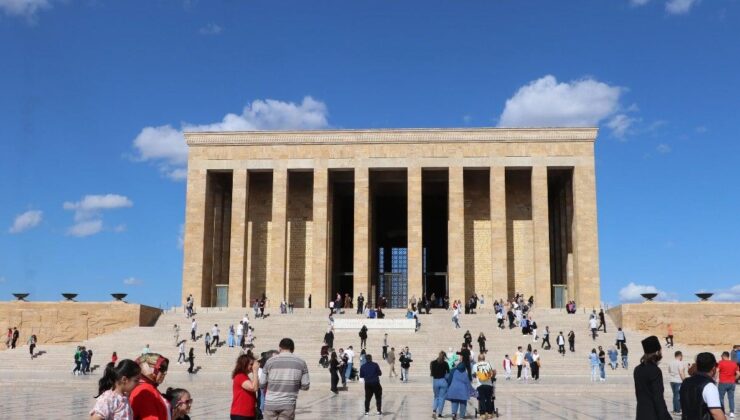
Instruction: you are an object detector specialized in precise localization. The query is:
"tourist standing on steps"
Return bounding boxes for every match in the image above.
[187,348,195,374]
[345,346,356,384]
[568,330,576,352]
[452,306,461,329]
[399,349,412,383]
[598,309,607,333]
[475,353,496,419]
[177,341,186,364]
[191,319,197,342]
[130,353,170,420]
[616,327,626,350]
[634,335,671,420]
[323,328,334,350]
[446,359,475,420]
[621,343,629,369]
[359,325,368,350]
[680,352,727,420]
[212,324,220,348]
[598,346,607,382]
[717,351,739,418]
[382,333,389,360]
[11,327,19,349]
[205,333,212,355]
[5,328,11,349]
[360,354,383,415]
[89,359,141,420]
[173,324,180,346]
[357,293,365,314]
[259,338,310,420]
[668,350,686,415]
[477,332,487,354]
[111,352,118,364]
[386,347,397,379]
[542,326,551,350]
[236,322,244,349]
[531,349,541,381]
[28,334,37,359]
[503,355,512,380]
[608,346,618,370]
[665,324,674,348]
[589,316,598,340]
[557,332,566,356]
[329,351,340,394]
[463,330,472,348]
[589,349,600,382]
[430,351,450,418]
[515,346,524,380]
[230,352,259,420]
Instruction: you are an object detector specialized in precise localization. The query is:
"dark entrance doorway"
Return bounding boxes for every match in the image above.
[370,170,408,308]
[329,171,354,305]
[422,169,448,307]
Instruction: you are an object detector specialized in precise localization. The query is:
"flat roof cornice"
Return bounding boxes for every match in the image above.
[184,127,598,146]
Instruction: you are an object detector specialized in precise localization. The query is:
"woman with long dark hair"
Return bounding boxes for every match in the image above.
[431,351,450,418]
[230,352,259,420]
[89,359,141,420]
[187,348,195,374]
[165,388,193,420]
[329,351,340,394]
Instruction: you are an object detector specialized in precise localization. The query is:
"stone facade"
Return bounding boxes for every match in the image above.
[0,302,161,345]
[182,128,601,309]
[608,302,740,348]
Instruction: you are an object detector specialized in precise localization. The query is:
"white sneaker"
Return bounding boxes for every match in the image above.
[729,413,734,418]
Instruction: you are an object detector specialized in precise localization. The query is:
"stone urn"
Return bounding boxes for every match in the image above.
[640,293,658,302]
[62,293,78,301]
[695,292,713,301]
[12,293,29,301]
[111,293,128,302]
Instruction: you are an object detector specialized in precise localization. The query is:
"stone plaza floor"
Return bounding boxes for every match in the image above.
[0,370,652,419]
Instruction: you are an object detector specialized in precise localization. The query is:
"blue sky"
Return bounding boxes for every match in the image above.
[1,0,739,307]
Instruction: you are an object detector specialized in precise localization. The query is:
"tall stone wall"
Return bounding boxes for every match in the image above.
[464,170,492,300]
[0,302,162,345]
[287,172,314,308]
[247,173,273,303]
[506,170,534,298]
[608,302,740,348]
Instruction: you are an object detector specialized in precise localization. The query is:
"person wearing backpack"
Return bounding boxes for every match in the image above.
[475,353,497,419]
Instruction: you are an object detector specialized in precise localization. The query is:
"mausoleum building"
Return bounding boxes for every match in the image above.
[182,128,600,309]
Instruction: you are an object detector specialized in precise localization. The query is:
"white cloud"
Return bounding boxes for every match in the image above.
[199,23,222,35]
[656,143,672,154]
[132,96,330,181]
[67,220,103,237]
[666,0,698,14]
[63,194,133,237]
[123,277,143,286]
[712,284,740,302]
[606,114,636,138]
[618,282,674,303]
[498,75,631,137]
[9,210,43,233]
[0,0,51,19]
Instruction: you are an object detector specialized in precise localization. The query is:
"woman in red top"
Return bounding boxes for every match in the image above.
[130,353,170,420]
[230,351,259,420]
[111,352,118,364]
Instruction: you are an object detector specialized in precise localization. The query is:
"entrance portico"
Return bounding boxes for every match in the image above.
[182,128,601,309]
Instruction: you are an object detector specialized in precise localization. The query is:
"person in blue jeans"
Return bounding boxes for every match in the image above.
[430,351,450,418]
[446,359,474,420]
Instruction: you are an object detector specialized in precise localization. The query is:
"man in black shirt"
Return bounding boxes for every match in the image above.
[634,335,672,420]
[357,293,365,314]
[360,354,383,415]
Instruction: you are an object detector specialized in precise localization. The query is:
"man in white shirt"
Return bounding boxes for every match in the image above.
[345,346,356,382]
[668,350,687,415]
[680,352,726,420]
[236,322,244,348]
[557,332,566,356]
[178,341,186,364]
[211,324,220,347]
[515,346,524,380]
[191,319,197,341]
[589,317,598,340]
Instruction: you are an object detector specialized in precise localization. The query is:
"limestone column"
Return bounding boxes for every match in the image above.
[268,168,288,307]
[532,166,552,308]
[448,166,465,301]
[490,166,508,302]
[182,168,208,306]
[228,169,249,307]
[312,166,329,309]
[572,164,600,309]
[353,167,370,304]
[407,166,423,301]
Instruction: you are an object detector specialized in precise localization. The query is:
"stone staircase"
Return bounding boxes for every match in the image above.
[0,304,691,388]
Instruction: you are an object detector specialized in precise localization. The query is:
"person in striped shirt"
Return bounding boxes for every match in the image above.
[259,338,310,420]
